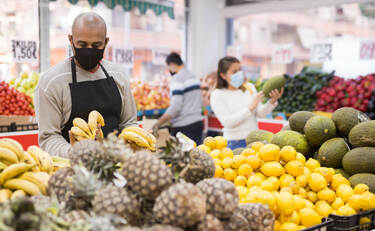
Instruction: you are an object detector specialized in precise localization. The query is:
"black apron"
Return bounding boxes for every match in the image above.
[61,58,122,142]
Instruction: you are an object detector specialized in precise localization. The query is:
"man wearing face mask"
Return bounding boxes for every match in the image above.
[152,52,203,144]
[35,12,137,157]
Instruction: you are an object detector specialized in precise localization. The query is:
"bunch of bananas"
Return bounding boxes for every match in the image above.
[0,138,69,202]
[70,110,105,141]
[119,126,157,152]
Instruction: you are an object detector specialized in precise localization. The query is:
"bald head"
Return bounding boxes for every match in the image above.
[72,12,107,36]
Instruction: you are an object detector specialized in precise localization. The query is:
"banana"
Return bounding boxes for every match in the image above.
[0,189,12,202]
[53,162,70,172]
[88,110,105,134]
[23,151,37,166]
[119,131,152,150]
[0,138,24,162]
[27,146,53,173]
[73,118,93,137]
[70,126,90,139]
[121,126,156,147]
[10,190,26,200]
[0,161,8,170]
[20,172,50,195]
[52,156,70,165]
[0,163,33,185]
[0,147,19,164]
[3,178,42,196]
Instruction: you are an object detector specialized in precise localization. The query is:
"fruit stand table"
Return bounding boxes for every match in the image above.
[0,130,39,149]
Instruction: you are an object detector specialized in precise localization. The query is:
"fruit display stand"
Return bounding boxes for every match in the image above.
[328,208,375,231]
[0,116,38,149]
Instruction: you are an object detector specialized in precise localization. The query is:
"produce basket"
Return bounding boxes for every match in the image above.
[301,218,334,231]
[328,208,375,231]
[0,122,38,133]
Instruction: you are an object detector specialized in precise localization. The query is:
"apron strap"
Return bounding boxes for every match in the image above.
[70,57,78,84]
[98,63,111,79]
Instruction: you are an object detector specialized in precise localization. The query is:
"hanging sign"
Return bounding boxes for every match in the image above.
[152,48,170,65]
[310,43,332,63]
[360,39,375,60]
[11,40,37,63]
[272,44,293,64]
[112,47,134,68]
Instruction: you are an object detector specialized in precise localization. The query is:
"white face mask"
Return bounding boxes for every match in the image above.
[230,71,244,88]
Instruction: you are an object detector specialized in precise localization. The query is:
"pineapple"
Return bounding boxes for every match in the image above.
[92,184,141,226]
[160,137,215,183]
[196,214,225,231]
[153,182,206,228]
[64,210,90,224]
[196,178,239,219]
[222,211,250,231]
[47,167,74,205]
[121,151,173,200]
[238,203,275,231]
[116,227,142,231]
[145,224,183,231]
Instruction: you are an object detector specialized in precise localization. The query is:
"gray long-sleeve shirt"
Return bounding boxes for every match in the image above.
[165,68,203,127]
[35,58,137,157]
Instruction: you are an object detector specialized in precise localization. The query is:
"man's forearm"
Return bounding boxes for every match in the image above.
[157,113,172,127]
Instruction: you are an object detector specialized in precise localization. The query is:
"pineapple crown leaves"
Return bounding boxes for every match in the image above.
[159,137,191,173]
[71,165,102,199]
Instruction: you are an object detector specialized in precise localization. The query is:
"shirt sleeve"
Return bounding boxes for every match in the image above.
[119,78,138,130]
[35,86,71,157]
[210,91,252,129]
[165,81,184,118]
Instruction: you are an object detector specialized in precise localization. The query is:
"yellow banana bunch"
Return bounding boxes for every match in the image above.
[11,190,26,200]
[0,161,8,170]
[70,110,105,141]
[0,138,24,162]
[0,147,19,164]
[3,178,42,196]
[19,172,49,195]
[0,163,33,185]
[88,110,105,135]
[27,146,53,173]
[0,189,12,202]
[119,126,156,151]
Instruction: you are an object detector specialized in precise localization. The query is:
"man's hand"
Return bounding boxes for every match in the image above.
[269,88,284,104]
[95,124,103,141]
[152,122,160,137]
[69,131,76,145]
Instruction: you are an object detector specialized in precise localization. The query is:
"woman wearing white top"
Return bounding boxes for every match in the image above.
[210,56,283,150]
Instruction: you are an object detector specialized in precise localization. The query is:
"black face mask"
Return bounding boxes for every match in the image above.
[170,71,177,76]
[72,43,105,70]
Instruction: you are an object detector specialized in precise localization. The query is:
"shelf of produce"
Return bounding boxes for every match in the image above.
[0,130,38,149]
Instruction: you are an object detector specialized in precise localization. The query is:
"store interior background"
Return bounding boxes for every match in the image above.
[1,0,375,83]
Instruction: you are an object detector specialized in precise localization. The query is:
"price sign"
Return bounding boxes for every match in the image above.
[272,44,293,64]
[152,48,170,65]
[113,47,134,68]
[11,40,37,63]
[310,43,332,63]
[360,39,375,60]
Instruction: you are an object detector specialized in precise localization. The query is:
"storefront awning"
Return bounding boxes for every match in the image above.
[49,0,175,19]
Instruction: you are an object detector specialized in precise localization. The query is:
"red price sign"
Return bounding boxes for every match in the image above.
[272,44,293,64]
[360,40,375,60]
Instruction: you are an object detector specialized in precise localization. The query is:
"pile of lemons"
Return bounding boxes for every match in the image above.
[197,137,375,231]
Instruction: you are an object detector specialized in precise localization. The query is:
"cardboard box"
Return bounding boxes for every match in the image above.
[0,116,36,126]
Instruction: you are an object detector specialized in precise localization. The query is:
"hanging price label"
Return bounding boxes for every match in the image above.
[310,43,332,63]
[112,47,134,68]
[272,44,293,64]
[360,39,375,60]
[11,40,38,63]
[152,48,170,65]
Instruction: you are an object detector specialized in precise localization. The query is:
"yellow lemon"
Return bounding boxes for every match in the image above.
[308,173,327,192]
[236,186,249,199]
[303,167,312,176]
[331,174,350,191]
[296,175,308,188]
[249,186,262,192]
[296,152,306,164]
[234,175,247,186]
[261,161,284,177]
[360,217,371,225]
[197,145,211,153]
[288,181,301,194]
[337,205,356,216]
[203,136,216,149]
[279,174,295,188]
[336,184,354,203]
[299,208,321,228]
[222,157,234,169]
[265,176,280,191]
[257,190,276,210]
[314,167,334,183]
[348,194,368,211]
[298,226,307,230]
[294,195,306,211]
[214,136,227,149]
[315,200,334,217]
[362,192,375,210]
[258,144,280,162]
[213,158,222,166]
[251,141,264,152]
[354,184,370,194]
[214,165,224,178]
[280,187,294,194]
[331,197,344,210]
[305,158,321,172]
[298,187,307,198]
[246,155,263,170]
[232,155,247,169]
[220,148,233,159]
[277,191,295,216]
[255,172,266,180]
[280,222,299,231]
[280,210,301,225]
[280,146,297,162]
[244,191,258,203]
[223,168,237,181]
[317,188,336,203]
[307,191,318,203]
[247,175,263,188]
[285,160,305,177]
[303,199,316,209]
[237,163,253,178]
[210,149,222,159]
[241,148,256,157]
[274,220,281,231]
[261,179,275,191]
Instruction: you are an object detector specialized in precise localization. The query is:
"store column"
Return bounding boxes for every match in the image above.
[39,0,50,73]
[187,0,226,78]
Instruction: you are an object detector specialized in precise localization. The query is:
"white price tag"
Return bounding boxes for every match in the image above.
[152,48,170,65]
[310,43,332,63]
[272,44,293,64]
[11,40,38,63]
[112,47,134,68]
[360,39,375,60]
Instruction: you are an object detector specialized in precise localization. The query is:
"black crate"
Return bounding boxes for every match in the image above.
[302,218,334,231]
[328,209,375,231]
[0,122,38,133]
